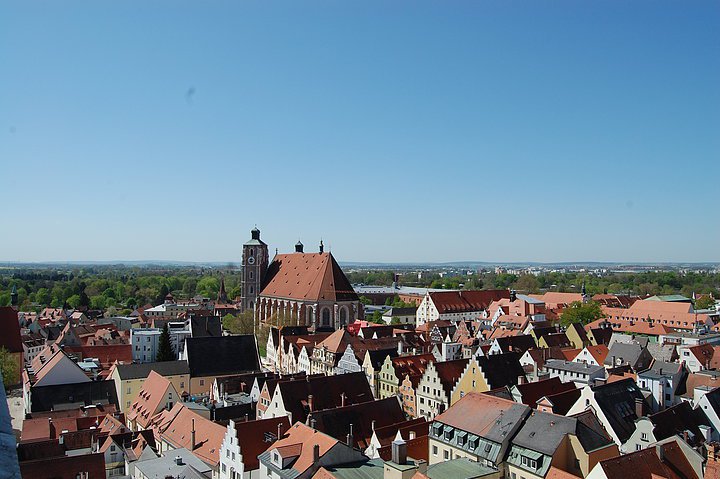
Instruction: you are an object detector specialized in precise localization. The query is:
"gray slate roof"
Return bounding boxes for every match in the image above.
[115,360,190,380]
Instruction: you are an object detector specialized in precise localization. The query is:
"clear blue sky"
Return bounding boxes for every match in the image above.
[1,1,718,263]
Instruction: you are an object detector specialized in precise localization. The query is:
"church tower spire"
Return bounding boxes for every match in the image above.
[217,277,228,303]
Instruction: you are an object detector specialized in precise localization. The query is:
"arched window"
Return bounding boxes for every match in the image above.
[250,271,254,280]
[249,248,254,257]
[307,307,314,325]
[339,307,348,326]
[250,286,254,294]
[322,308,331,326]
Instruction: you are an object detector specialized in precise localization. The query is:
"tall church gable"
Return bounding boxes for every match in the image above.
[260,252,358,302]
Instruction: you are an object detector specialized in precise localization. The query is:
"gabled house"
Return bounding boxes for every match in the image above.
[537,332,573,349]
[636,360,687,412]
[362,349,398,398]
[449,353,527,406]
[587,327,613,346]
[258,422,365,479]
[377,354,434,400]
[110,360,189,411]
[604,341,653,372]
[428,392,530,470]
[572,345,609,367]
[262,372,374,423]
[127,370,180,431]
[22,344,92,414]
[506,410,617,479]
[416,290,510,326]
[685,343,720,372]
[567,378,649,446]
[621,401,712,454]
[565,323,591,350]
[415,359,469,419]
[219,416,291,479]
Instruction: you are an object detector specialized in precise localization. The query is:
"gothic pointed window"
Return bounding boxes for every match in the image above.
[339,307,347,325]
[322,308,331,326]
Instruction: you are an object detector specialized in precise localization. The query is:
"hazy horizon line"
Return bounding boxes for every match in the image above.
[1,259,718,267]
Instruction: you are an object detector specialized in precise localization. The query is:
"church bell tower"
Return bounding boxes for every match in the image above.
[241,227,269,313]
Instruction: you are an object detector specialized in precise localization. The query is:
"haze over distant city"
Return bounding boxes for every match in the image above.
[1,1,718,263]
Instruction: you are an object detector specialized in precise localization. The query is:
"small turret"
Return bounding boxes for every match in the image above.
[251,226,261,240]
[319,240,324,253]
[10,285,18,307]
[295,241,304,253]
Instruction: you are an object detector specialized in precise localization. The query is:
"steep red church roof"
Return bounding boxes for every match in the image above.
[260,252,358,302]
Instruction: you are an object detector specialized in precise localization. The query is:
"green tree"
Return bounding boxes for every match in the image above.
[156,324,175,361]
[696,295,716,311]
[514,274,539,293]
[36,288,51,305]
[196,277,219,298]
[66,294,82,309]
[155,284,169,305]
[222,310,255,335]
[0,347,19,388]
[182,278,197,297]
[559,301,604,327]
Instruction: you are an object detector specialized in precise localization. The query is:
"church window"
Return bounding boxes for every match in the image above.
[339,308,347,325]
[249,248,254,257]
[322,308,331,326]
[250,271,254,279]
[250,286,254,294]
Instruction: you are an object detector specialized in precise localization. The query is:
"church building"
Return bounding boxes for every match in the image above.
[254,240,362,331]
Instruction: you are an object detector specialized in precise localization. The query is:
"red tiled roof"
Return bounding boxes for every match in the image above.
[231,417,291,471]
[127,370,173,428]
[429,290,510,314]
[266,422,339,475]
[152,403,225,467]
[260,252,358,302]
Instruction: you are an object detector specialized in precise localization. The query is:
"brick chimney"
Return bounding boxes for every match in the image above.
[635,398,644,418]
[191,418,196,451]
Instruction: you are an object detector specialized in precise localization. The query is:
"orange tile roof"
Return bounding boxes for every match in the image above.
[585,344,610,364]
[266,422,339,475]
[260,252,358,302]
[153,403,225,467]
[127,370,173,429]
